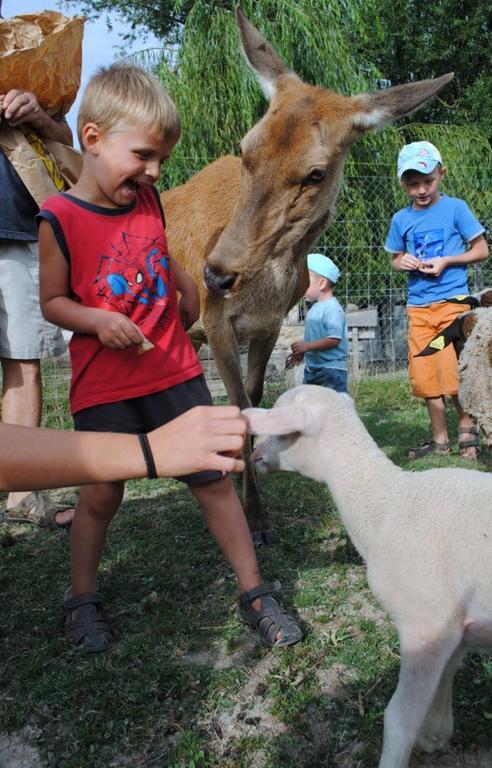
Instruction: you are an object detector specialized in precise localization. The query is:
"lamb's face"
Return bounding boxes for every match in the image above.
[252,431,300,474]
[244,384,349,477]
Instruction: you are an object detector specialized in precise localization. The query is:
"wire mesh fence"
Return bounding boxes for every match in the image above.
[35,163,492,423]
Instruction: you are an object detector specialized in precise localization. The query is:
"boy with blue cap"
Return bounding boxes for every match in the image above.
[288,253,348,393]
[385,140,488,459]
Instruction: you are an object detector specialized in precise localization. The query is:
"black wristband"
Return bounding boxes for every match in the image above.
[138,433,158,479]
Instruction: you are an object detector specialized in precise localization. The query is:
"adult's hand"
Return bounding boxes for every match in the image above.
[148,405,246,476]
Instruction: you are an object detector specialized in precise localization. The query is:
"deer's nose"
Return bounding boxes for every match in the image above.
[203,264,238,296]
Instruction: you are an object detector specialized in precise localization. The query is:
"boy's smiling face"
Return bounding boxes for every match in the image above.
[81,122,178,208]
[400,165,445,210]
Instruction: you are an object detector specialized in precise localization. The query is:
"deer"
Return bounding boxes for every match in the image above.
[162,6,454,544]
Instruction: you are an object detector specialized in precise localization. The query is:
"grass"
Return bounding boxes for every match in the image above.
[0,376,491,767]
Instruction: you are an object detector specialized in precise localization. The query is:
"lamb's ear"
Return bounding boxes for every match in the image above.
[235,6,299,100]
[350,73,454,132]
[243,405,318,437]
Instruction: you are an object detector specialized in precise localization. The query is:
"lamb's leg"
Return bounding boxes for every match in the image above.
[206,322,272,542]
[379,626,462,768]
[417,643,465,752]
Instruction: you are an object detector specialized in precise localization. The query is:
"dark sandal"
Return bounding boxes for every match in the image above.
[238,580,303,647]
[408,440,451,459]
[458,425,481,460]
[4,490,74,529]
[64,590,113,652]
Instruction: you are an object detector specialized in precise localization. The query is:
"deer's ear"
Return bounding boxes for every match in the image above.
[243,405,318,437]
[350,73,454,131]
[235,6,300,100]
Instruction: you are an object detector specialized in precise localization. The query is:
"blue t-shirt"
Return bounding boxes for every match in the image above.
[0,150,38,241]
[304,296,348,372]
[384,194,484,306]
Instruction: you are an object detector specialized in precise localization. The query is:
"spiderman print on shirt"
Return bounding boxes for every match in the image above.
[94,232,172,334]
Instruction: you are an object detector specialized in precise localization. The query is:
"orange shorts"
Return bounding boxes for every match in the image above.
[407,302,471,399]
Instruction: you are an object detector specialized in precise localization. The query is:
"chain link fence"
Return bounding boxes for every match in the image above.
[38,163,491,421]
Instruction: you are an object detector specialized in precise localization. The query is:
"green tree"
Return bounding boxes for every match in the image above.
[354,0,492,139]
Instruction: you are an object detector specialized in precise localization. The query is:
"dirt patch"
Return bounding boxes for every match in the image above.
[0,728,44,768]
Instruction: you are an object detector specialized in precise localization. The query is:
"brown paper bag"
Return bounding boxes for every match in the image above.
[0,11,84,117]
[0,11,84,206]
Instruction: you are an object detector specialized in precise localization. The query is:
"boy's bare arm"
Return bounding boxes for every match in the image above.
[291,337,341,354]
[170,256,200,329]
[39,220,145,348]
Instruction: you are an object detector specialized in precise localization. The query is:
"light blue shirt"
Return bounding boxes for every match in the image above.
[304,296,348,372]
[384,195,484,306]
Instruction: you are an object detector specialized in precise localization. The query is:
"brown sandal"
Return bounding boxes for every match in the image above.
[458,425,481,460]
[408,440,451,459]
[4,491,74,529]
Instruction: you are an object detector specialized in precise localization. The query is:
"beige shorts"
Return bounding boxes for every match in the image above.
[407,301,471,398]
[0,240,66,359]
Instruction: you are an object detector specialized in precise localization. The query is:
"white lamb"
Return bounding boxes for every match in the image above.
[243,385,492,768]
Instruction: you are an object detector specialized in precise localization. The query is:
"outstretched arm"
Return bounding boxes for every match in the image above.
[0,405,246,491]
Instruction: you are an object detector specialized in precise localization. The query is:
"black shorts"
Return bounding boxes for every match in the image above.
[73,375,222,486]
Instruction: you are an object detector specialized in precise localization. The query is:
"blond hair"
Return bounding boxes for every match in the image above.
[77,63,180,147]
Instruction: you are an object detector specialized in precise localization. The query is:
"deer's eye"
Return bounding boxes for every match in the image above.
[302,168,326,186]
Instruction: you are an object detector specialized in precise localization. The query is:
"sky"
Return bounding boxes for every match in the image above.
[2,0,161,147]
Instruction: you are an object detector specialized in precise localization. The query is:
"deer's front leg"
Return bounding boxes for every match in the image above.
[246,330,281,407]
[206,322,272,543]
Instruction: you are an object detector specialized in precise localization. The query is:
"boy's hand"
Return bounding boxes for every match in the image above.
[95,312,145,349]
[399,252,422,271]
[291,340,308,355]
[285,350,304,368]
[178,292,200,330]
[418,257,447,277]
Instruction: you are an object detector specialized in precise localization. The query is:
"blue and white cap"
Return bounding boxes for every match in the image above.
[307,253,340,283]
[397,141,443,180]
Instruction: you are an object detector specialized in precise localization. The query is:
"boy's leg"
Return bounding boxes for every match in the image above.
[426,396,449,444]
[64,481,124,652]
[190,476,302,646]
[70,482,124,596]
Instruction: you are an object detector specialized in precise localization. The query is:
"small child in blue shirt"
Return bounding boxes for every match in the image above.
[288,253,348,393]
[384,141,488,459]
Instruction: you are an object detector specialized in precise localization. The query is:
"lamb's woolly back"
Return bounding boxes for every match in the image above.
[458,308,492,445]
[245,385,492,563]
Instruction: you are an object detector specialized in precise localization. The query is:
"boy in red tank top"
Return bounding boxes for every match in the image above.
[38,64,301,652]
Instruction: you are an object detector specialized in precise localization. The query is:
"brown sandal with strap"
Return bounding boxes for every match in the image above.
[64,590,113,652]
[408,440,451,459]
[238,580,303,647]
[458,425,481,460]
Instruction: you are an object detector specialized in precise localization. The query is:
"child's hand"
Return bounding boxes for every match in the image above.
[285,351,304,368]
[418,257,447,277]
[291,340,308,355]
[178,292,200,330]
[95,312,145,349]
[400,252,422,271]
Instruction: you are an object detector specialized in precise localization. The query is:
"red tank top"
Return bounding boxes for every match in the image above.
[40,187,202,414]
